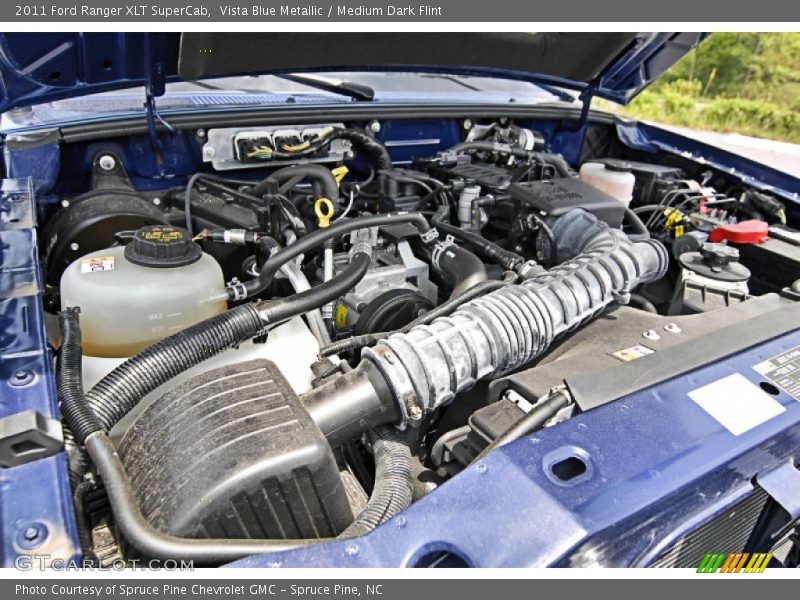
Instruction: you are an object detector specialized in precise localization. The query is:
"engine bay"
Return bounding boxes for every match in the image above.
[8,114,800,566]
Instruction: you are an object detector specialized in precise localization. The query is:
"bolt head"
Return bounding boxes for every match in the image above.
[98,155,116,171]
[368,120,381,133]
[10,370,34,387]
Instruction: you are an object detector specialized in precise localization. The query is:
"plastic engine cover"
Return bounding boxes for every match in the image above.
[119,359,353,540]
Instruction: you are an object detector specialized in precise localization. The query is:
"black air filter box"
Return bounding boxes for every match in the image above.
[119,359,353,539]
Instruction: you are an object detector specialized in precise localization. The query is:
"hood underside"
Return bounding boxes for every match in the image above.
[0,32,706,113]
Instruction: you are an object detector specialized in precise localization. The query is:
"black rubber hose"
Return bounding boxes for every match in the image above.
[85,304,265,432]
[238,212,434,300]
[451,140,530,159]
[248,163,340,201]
[424,241,488,298]
[451,142,574,178]
[339,426,413,538]
[538,153,574,178]
[628,293,658,314]
[432,218,523,271]
[58,308,103,556]
[58,308,103,444]
[259,252,371,325]
[84,422,415,562]
[84,433,323,564]
[526,211,557,268]
[623,206,651,241]
[319,279,509,357]
[474,391,572,462]
[335,129,392,170]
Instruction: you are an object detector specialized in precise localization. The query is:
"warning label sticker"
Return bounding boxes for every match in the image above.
[753,345,800,401]
[610,344,655,362]
[81,256,115,273]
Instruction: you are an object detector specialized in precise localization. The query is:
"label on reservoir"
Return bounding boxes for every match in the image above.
[81,256,114,273]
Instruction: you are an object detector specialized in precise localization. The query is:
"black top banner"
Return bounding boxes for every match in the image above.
[4,0,800,22]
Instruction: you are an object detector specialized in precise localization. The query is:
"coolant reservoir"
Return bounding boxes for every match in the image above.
[579,160,636,207]
[60,225,228,357]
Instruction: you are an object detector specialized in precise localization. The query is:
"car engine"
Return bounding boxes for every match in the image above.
[36,119,800,566]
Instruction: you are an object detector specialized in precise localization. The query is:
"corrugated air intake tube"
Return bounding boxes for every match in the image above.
[359,208,669,422]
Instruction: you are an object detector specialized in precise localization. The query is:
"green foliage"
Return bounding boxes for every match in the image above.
[604,33,800,143]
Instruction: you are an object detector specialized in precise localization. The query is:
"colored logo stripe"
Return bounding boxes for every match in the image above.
[696,552,772,573]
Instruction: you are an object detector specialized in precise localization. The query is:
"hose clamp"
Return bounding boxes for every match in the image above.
[431,235,456,270]
[226,278,248,302]
[349,227,377,259]
[420,228,439,245]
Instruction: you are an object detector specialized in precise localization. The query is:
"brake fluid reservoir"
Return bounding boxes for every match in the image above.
[579,160,636,208]
[60,225,227,358]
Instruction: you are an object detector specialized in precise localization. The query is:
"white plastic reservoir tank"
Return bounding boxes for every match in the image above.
[579,160,636,208]
[60,225,228,357]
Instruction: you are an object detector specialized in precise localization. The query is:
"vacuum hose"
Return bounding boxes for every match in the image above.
[248,163,339,202]
[432,217,523,272]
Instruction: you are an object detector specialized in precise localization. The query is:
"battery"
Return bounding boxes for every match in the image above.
[735,234,800,295]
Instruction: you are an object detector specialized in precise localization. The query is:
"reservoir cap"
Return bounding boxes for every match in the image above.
[124,225,202,268]
[602,159,633,172]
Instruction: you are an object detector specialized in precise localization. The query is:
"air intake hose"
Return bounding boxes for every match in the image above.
[360,209,669,422]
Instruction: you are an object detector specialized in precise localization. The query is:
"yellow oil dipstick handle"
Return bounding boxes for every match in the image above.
[314,197,335,229]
